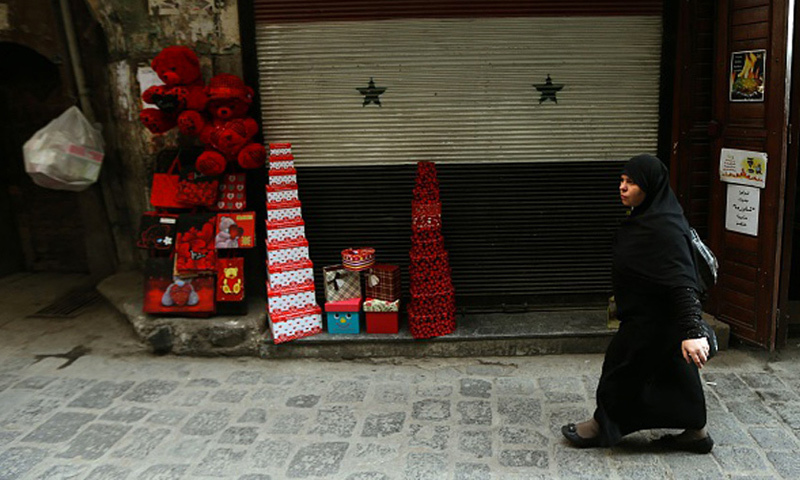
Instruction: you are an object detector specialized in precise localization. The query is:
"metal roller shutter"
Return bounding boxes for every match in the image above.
[251,1,663,310]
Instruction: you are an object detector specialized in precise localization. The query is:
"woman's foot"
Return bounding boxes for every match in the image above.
[561,419,602,448]
[653,429,714,453]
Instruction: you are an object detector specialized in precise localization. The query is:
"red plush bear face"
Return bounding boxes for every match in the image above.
[151,46,202,86]
[207,98,250,121]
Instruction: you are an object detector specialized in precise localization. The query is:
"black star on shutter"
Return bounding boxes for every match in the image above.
[356,77,387,107]
[533,75,564,104]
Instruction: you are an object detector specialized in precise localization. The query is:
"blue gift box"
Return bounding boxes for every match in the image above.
[325,298,361,334]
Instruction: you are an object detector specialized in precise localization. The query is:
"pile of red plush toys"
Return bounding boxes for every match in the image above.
[138,45,265,316]
[408,161,456,338]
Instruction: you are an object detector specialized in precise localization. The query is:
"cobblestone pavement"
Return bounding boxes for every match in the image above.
[2,283,800,478]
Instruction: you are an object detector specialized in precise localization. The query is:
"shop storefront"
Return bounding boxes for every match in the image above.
[248,0,668,311]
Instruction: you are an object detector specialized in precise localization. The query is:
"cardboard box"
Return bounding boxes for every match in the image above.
[325,298,361,334]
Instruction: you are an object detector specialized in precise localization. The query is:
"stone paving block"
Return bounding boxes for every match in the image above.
[136,464,190,480]
[713,445,767,472]
[254,439,294,468]
[111,426,170,459]
[123,379,179,403]
[374,384,408,404]
[495,377,537,396]
[465,364,516,376]
[263,374,297,385]
[181,409,231,436]
[613,462,671,480]
[499,448,549,469]
[0,431,21,446]
[663,452,727,480]
[21,412,96,443]
[412,399,451,422]
[456,400,492,426]
[188,378,221,388]
[704,373,759,401]
[740,372,788,390]
[458,430,493,458]
[767,450,800,478]
[538,376,585,403]
[211,389,248,403]
[12,376,56,390]
[498,426,549,447]
[220,426,259,445]
[147,409,188,426]
[173,390,208,407]
[40,378,94,399]
[84,465,131,480]
[727,401,779,425]
[704,390,725,411]
[268,413,309,435]
[326,380,368,403]
[404,452,448,480]
[454,463,490,480]
[582,374,600,397]
[227,371,262,385]
[195,447,248,477]
[0,446,48,480]
[775,402,800,430]
[56,423,131,460]
[460,379,492,398]
[498,398,542,425]
[409,424,450,450]
[346,473,391,480]
[238,475,272,480]
[286,395,320,408]
[707,411,755,446]
[100,405,151,423]
[34,464,87,479]
[362,412,406,437]
[416,385,453,398]
[286,442,349,478]
[68,380,134,409]
[1,398,62,430]
[354,443,399,460]
[748,427,799,450]
[0,373,19,393]
[169,437,211,458]
[757,389,800,403]
[238,408,267,424]
[555,448,609,479]
[310,405,357,437]
[252,386,289,402]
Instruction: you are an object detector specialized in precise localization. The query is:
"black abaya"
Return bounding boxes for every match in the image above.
[594,154,707,447]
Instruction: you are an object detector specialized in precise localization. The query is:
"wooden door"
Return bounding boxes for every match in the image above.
[707,0,791,348]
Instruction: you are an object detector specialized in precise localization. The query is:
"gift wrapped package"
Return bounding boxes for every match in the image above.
[365,264,401,302]
[364,298,400,334]
[217,257,244,302]
[323,265,361,302]
[325,298,361,334]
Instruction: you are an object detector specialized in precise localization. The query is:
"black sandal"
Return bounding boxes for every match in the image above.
[561,423,602,448]
[653,433,714,454]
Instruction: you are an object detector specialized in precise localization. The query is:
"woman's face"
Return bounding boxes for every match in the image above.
[619,174,646,207]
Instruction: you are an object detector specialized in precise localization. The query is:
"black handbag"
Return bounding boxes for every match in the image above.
[698,318,719,358]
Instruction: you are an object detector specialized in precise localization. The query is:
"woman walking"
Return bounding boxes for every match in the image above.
[561,154,713,453]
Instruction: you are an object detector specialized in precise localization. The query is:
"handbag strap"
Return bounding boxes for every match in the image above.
[166,153,181,174]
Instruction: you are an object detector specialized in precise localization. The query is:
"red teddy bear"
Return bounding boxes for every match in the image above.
[140,46,208,135]
[179,73,266,176]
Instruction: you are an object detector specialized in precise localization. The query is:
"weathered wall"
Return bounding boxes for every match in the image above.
[84,0,244,266]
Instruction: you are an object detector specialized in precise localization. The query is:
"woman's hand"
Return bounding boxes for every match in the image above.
[682,337,710,369]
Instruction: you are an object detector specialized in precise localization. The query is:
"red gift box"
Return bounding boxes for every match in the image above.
[366,312,398,334]
[216,212,256,249]
[365,264,401,301]
[217,257,244,302]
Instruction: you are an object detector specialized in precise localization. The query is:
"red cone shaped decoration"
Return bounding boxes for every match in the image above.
[408,161,456,339]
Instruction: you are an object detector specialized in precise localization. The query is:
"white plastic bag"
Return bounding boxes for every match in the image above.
[23,106,105,191]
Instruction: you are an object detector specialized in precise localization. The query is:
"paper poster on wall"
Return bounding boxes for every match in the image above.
[136,67,163,108]
[730,49,766,102]
[725,184,760,236]
[719,148,767,188]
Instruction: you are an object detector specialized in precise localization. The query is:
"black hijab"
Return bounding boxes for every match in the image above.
[613,154,697,289]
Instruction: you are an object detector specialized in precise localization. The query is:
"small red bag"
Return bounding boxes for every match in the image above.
[143,257,216,315]
[175,213,217,274]
[150,155,188,209]
[211,173,247,211]
[217,257,245,302]
[176,165,219,207]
